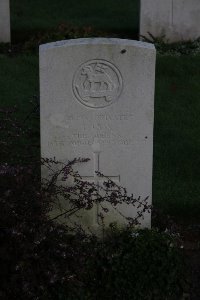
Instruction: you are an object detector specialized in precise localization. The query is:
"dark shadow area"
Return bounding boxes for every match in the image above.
[10,0,140,43]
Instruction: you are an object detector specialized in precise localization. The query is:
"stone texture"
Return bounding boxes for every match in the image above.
[140,0,200,43]
[40,38,156,230]
[0,0,10,43]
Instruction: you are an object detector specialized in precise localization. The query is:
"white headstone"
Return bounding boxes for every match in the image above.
[40,38,156,230]
[140,0,200,43]
[0,0,10,43]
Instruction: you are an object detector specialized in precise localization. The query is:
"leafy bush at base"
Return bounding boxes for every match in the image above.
[0,163,185,300]
[82,227,185,300]
[0,109,185,300]
[0,164,87,300]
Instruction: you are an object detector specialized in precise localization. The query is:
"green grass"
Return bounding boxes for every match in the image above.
[10,0,140,42]
[0,54,39,114]
[0,54,40,164]
[154,55,200,218]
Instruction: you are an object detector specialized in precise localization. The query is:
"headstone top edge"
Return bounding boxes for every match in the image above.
[39,38,155,52]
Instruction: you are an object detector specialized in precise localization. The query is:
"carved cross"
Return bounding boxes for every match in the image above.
[80,143,120,224]
[81,152,120,186]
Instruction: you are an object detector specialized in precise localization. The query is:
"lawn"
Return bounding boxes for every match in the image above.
[154,55,200,219]
[1,0,200,220]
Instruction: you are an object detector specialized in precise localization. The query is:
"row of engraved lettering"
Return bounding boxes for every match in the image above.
[63,113,134,121]
[48,139,134,147]
[71,132,124,139]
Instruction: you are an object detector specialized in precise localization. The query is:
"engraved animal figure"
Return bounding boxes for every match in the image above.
[82,64,115,92]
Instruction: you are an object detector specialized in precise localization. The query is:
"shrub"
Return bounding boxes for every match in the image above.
[0,164,186,300]
[82,227,185,300]
[0,162,84,300]
[0,107,186,299]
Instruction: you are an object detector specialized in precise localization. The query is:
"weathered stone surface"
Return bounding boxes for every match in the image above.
[40,38,156,230]
[0,0,10,43]
[140,0,200,43]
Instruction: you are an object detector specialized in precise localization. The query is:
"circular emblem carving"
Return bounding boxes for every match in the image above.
[72,59,123,108]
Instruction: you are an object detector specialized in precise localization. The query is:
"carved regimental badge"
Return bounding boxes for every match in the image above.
[73,59,123,108]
